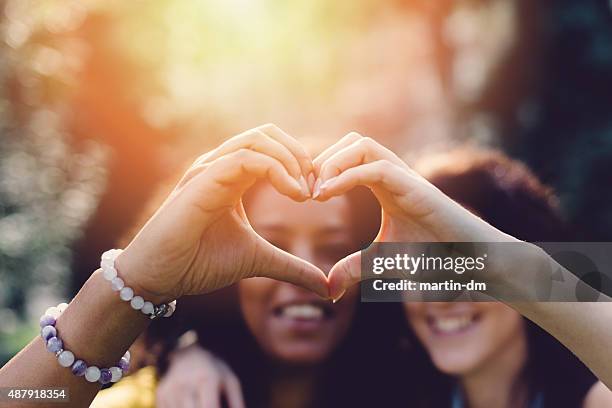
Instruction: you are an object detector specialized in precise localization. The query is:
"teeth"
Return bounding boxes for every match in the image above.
[281,304,324,320]
[432,315,473,333]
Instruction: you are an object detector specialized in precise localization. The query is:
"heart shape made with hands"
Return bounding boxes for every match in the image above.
[243,180,381,300]
[245,131,491,301]
[120,126,493,305]
[237,131,443,302]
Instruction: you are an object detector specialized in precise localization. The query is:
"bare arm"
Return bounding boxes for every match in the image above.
[315,133,612,390]
[520,302,612,389]
[0,125,325,407]
[0,270,158,407]
[509,252,612,389]
[496,244,612,389]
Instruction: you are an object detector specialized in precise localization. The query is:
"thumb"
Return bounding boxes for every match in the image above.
[328,251,362,302]
[252,236,329,299]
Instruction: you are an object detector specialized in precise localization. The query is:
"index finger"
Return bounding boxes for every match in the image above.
[258,123,313,177]
[218,362,245,408]
[317,137,405,183]
[312,131,363,176]
[195,380,222,408]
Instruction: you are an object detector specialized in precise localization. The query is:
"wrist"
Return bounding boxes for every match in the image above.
[55,271,151,368]
[486,241,547,300]
[114,251,177,305]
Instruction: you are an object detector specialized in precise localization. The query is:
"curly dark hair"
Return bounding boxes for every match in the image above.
[415,147,568,241]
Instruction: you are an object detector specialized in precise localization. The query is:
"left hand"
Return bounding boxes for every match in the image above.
[312,132,517,300]
[157,345,244,408]
[116,124,329,303]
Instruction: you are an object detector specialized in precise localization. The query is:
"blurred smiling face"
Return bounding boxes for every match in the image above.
[404,302,526,376]
[239,184,360,365]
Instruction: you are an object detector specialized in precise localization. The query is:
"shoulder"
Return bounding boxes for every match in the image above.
[582,382,612,408]
[91,366,158,408]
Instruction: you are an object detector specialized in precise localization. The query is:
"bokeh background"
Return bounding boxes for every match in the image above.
[1,0,612,365]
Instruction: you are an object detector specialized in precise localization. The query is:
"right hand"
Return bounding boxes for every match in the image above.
[156,346,245,408]
[312,133,518,300]
[116,124,328,303]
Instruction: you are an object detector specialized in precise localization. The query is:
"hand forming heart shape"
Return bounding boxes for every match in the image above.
[115,124,516,305]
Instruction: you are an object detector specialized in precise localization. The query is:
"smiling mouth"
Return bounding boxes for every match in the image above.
[273,302,333,322]
[427,313,480,335]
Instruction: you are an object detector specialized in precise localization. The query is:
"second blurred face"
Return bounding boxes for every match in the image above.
[239,184,360,365]
[404,302,526,376]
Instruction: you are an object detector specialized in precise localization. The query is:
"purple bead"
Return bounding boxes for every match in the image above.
[118,357,129,373]
[71,360,87,377]
[40,325,57,341]
[99,369,112,385]
[39,315,56,328]
[46,337,63,353]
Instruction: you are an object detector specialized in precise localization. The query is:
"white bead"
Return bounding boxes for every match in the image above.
[57,303,69,313]
[111,277,125,291]
[123,350,131,361]
[101,250,114,260]
[119,287,134,301]
[130,296,144,310]
[45,307,61,318]
[141,302,154,315]
[102,249,121,260]
[100,259,112,270]
[85,366,101,382]
[110,366,123,383]
[58,350,75,367]
[103,266,117,281]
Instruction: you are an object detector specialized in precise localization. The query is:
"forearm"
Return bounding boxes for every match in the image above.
[512,301,612,389]
[0,270,152,407]
[492,244,612,389]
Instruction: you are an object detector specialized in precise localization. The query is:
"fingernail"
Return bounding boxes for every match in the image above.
[332,289,347,303]
[312,178,322,199]
[307,172,316,192]
[298,175,310,197]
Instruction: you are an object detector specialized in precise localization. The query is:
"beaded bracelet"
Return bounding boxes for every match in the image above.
[39,304,130,384]
[100,249,176,319]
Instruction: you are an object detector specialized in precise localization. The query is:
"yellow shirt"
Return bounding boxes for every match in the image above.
[91,367,158,408]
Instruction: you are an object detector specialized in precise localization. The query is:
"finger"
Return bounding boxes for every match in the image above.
[211,149,307,200]
[218,363,245,408]
[176,163,210,190]
[195,381,221,408]
[199,128,304,181]
[182,149,308,213]
[257,123,313,177]
[315,160,410,201]
[156,382,180,408]
[252,235,329,298]
[328,251,362,302]
[181,393,198,408]
[156,387,172,408]
[158,396,173,408]
[170,387,198,408]
[312,131,363,176]
[317,137,405,184]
